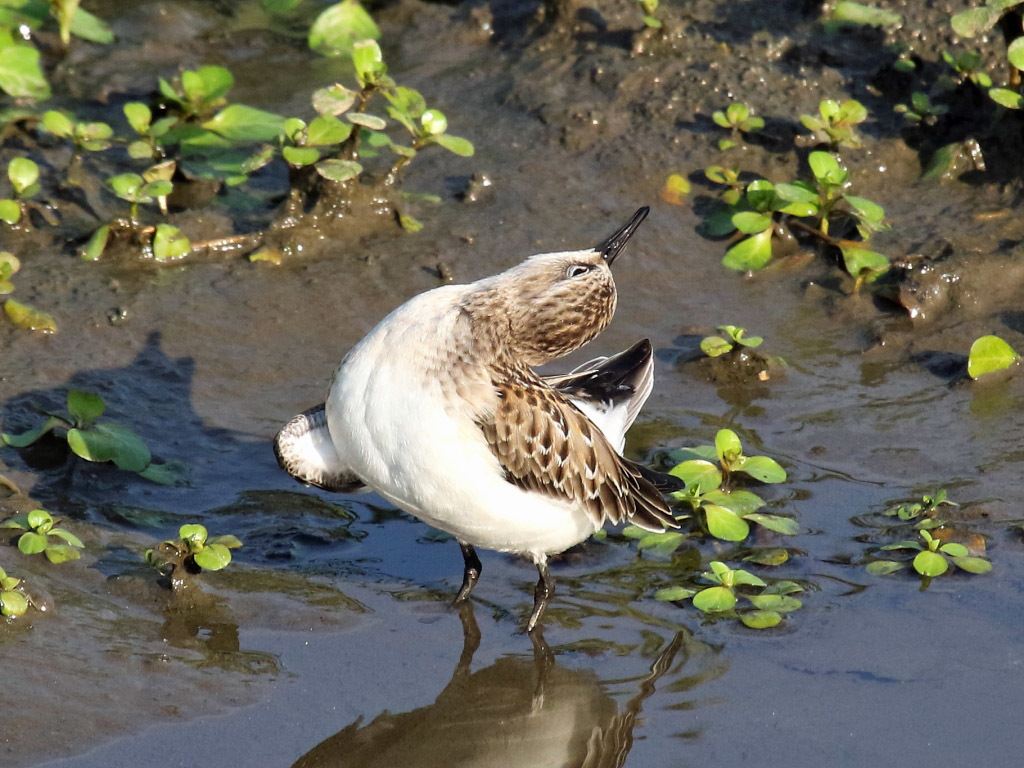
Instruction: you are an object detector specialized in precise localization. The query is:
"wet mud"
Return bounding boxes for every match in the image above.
[3,0,1024,766]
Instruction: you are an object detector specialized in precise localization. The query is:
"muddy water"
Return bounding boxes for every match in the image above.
[3,0,1024,766]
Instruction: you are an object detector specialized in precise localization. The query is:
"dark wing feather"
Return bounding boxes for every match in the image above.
[479,376,677,532]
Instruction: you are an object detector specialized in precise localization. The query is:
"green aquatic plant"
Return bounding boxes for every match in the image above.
[41,111,114,155]
[799,98,868,150]
[1,508,83,563]
[106,172,173,222]
[635,0,662,29]
[1,252,57,332]
[159,65,235,121]
[883,489,958,530]
[867,529,992,578]
[712,152,891,289]
[968,335,1020,379]
[664,429,794,542]
[0,0,111,99]
[146,524,243,588]
[655,561,804,629]
[1,390,178,484]
[712,102,764,150]
[123,102,177,161]
[941,50,993,89]
[0,158,40,226]
[700,325,763,358]
[950,1,1024,109]
[0,565,30,617]
[895,92,950,125]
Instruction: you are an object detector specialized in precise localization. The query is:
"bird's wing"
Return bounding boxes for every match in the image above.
[542,339,654,452]
[478,376,677,532]
[274,405,367,493]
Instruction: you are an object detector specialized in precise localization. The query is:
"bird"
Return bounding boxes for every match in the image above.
[275,206,680,631]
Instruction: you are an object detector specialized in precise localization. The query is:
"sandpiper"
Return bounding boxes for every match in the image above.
[275,207,680,631]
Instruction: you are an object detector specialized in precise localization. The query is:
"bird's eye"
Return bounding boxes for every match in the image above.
[566,264,591,278]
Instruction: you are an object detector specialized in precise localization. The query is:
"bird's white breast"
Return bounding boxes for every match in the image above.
[326,286,599,558]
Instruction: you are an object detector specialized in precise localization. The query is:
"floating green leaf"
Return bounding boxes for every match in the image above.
[315,158,363,182]
[740,610,781,628]
[0,590,28,617]
[669,459,721,493]
[967,335,1020,379]
[704,503,750,542]
[744,513,798,535]
[692,585,736,613]
[866,560,904,575]
[913,550,948,577]
[4,298,56,332]
[654,586,696,601]
[952,556,993,574]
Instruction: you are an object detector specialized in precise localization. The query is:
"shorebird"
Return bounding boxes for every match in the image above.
[275,206,680,631]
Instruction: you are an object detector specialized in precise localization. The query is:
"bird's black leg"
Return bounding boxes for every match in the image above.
[453,541,482,604]
[527,559,554,632]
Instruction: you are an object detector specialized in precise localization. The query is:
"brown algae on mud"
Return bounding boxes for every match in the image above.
[2,0,1024,766]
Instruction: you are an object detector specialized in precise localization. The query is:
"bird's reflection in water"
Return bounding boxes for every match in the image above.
[292,606,683,768]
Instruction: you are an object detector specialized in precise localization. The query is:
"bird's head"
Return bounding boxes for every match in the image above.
[466,207,649,367]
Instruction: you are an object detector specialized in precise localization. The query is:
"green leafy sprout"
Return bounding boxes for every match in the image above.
[895,92,950,125]
[145,524,243,588]
[1,390,179,484]
[700,325,763,358]
[1,508,83,563]
[867,529,993,578]
[655,561,804,629]
[799,98,868,150]
[0,158,41,226]
[712,102,764,150]
[950,1,1024,110]
[967,335,1021,379]
[0,565,31,618]
[883,489,958,530]
[663,428,792,543]
[705,150,890,289]
[636,0,663,29]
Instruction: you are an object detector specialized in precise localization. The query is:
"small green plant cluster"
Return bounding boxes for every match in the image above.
[0,565,31,617]
[1,508,83,563]
[868,529,992,578]
[15,39,472,262]
[655,561,804,629]
[864,490,993,581]
[0,1,113,101]
[799,99,867,150]
[1,390,178,484]
[0,251,56,332]
[668,429,793,542]
[623,429,792,554]
[145,524,242,588]
[712,102,764,150]
[967,335,1020,380]
[704,148,890,289]
[951,1,1024,110]
[700,325,763,358]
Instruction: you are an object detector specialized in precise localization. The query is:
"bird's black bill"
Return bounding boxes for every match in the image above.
[599,206,650,265]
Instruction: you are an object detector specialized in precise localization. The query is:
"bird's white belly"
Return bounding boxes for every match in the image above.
[326,314,599,558]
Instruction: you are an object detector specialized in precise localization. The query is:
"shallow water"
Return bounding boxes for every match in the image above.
[3,1,1024,766]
